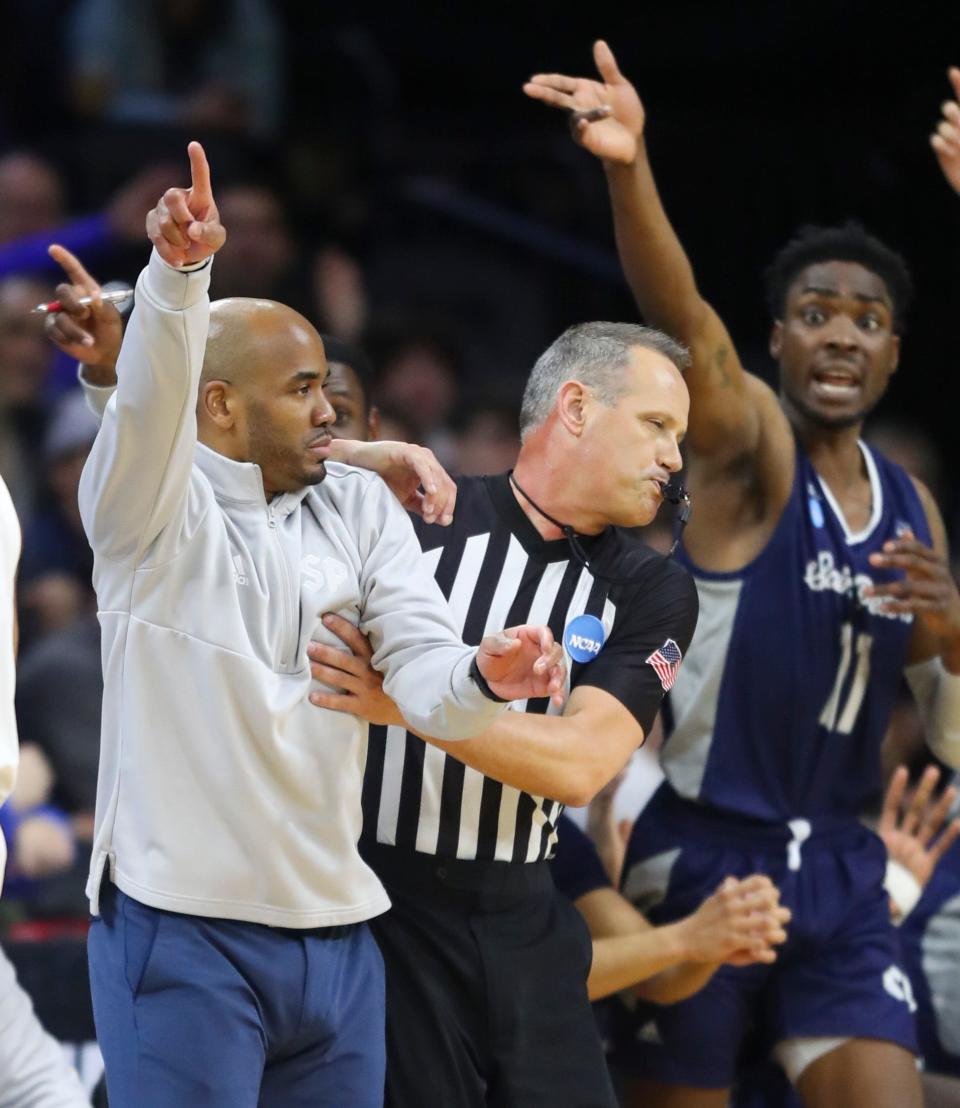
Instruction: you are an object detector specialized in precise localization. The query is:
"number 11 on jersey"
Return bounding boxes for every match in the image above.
[820,622,873,735]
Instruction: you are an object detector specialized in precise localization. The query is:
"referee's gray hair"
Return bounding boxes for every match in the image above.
[518,322,690,441]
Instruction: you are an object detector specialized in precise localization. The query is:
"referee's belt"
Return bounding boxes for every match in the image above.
[361,839,553,905]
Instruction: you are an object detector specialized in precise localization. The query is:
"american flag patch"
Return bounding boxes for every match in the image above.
[645,638,683,691]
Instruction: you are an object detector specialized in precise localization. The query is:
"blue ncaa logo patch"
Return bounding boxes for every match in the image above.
[807,482,824,529]
[564,614,606,663]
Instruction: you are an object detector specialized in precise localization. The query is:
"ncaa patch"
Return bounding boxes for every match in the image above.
[646,638,683,691]
[564,614,606,663]
[807,482,825,529]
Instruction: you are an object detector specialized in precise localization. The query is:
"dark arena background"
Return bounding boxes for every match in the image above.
[3,3,960,1106]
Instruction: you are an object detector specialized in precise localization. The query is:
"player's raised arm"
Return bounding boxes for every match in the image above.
[525,41,781,466]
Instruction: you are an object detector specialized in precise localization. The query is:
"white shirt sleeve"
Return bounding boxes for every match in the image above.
[356,477,508,740]
[78,251,211,565]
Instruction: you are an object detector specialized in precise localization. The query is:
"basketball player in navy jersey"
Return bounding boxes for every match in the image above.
[525,47,960,1108]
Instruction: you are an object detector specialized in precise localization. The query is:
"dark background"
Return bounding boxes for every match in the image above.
[3,0,959,492]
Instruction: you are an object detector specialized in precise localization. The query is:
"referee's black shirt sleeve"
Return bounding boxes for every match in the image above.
[575,557,698,738]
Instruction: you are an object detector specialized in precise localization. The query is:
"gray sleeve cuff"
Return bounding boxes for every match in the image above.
[143,249,212,309]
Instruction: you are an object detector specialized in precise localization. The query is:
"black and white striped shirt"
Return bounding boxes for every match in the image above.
[361,474,698,864]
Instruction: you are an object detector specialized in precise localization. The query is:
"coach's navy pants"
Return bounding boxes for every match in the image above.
[87,882,385,1107]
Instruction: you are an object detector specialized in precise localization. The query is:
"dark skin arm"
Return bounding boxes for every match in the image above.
[869,480,960,674]
[523,42,793,473]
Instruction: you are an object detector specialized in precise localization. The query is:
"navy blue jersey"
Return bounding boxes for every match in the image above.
[662,440,930,821]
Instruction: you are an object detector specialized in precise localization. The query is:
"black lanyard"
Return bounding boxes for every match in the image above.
[508,473,691,584]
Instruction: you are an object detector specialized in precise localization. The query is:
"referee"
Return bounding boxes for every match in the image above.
[310,321,699,1107]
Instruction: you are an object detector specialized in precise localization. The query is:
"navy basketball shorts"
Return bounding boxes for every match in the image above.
[609,784,918,1090]
[87,882,386,1107]
[363,841,617,1108]
[899,844,960,1079]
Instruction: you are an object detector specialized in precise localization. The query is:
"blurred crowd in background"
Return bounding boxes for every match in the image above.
[1,3,960,1098]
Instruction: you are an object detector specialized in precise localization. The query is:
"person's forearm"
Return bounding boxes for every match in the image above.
[586,920,717,1002]
[604,144,708,344]
[416,707,629,807]
[633,957,720,1005]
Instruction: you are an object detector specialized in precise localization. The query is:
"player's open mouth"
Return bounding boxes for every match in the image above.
[811,368,861,400]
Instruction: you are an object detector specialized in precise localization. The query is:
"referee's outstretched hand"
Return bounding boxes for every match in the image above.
[476,625,566,708]
[146,141,226,267]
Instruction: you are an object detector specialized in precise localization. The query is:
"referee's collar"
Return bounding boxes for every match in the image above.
[485,473,610,563]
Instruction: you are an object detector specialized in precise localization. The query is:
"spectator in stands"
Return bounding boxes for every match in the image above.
[17,391,98,650]
[0,275,55,518]
[453,401,520,476]
[68,0,283,140]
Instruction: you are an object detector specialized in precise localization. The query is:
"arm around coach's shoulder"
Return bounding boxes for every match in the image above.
[524,41,787,471]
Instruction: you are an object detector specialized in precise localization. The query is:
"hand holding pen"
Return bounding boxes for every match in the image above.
[33,287,133,315]
[42,244,123,383]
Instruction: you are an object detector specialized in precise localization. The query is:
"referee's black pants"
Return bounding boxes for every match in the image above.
[363,841,617,1108]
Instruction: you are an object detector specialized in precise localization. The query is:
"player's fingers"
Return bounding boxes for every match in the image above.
[407,447,454,524]
[522,83,578,113]
[938,120,960,145]
[527,72,580,93]
[879,765,909,832]
[918,783,956,844]
[904,765,940,835]
[320,612,374,659]
[866,580,945,602]
[735,874,777,894]
[932,133,960,158]
[435,476,456,526]
[929,818,960,867]
[593,39,624,84]
[872,595,952,616]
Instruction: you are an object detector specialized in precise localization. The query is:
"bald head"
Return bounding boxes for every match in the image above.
[201,298,323,392]
[196,297,335,496]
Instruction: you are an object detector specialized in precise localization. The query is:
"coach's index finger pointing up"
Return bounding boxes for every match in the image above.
[146,141,226,267]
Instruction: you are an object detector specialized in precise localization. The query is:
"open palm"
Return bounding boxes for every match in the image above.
[524,40,645,165]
